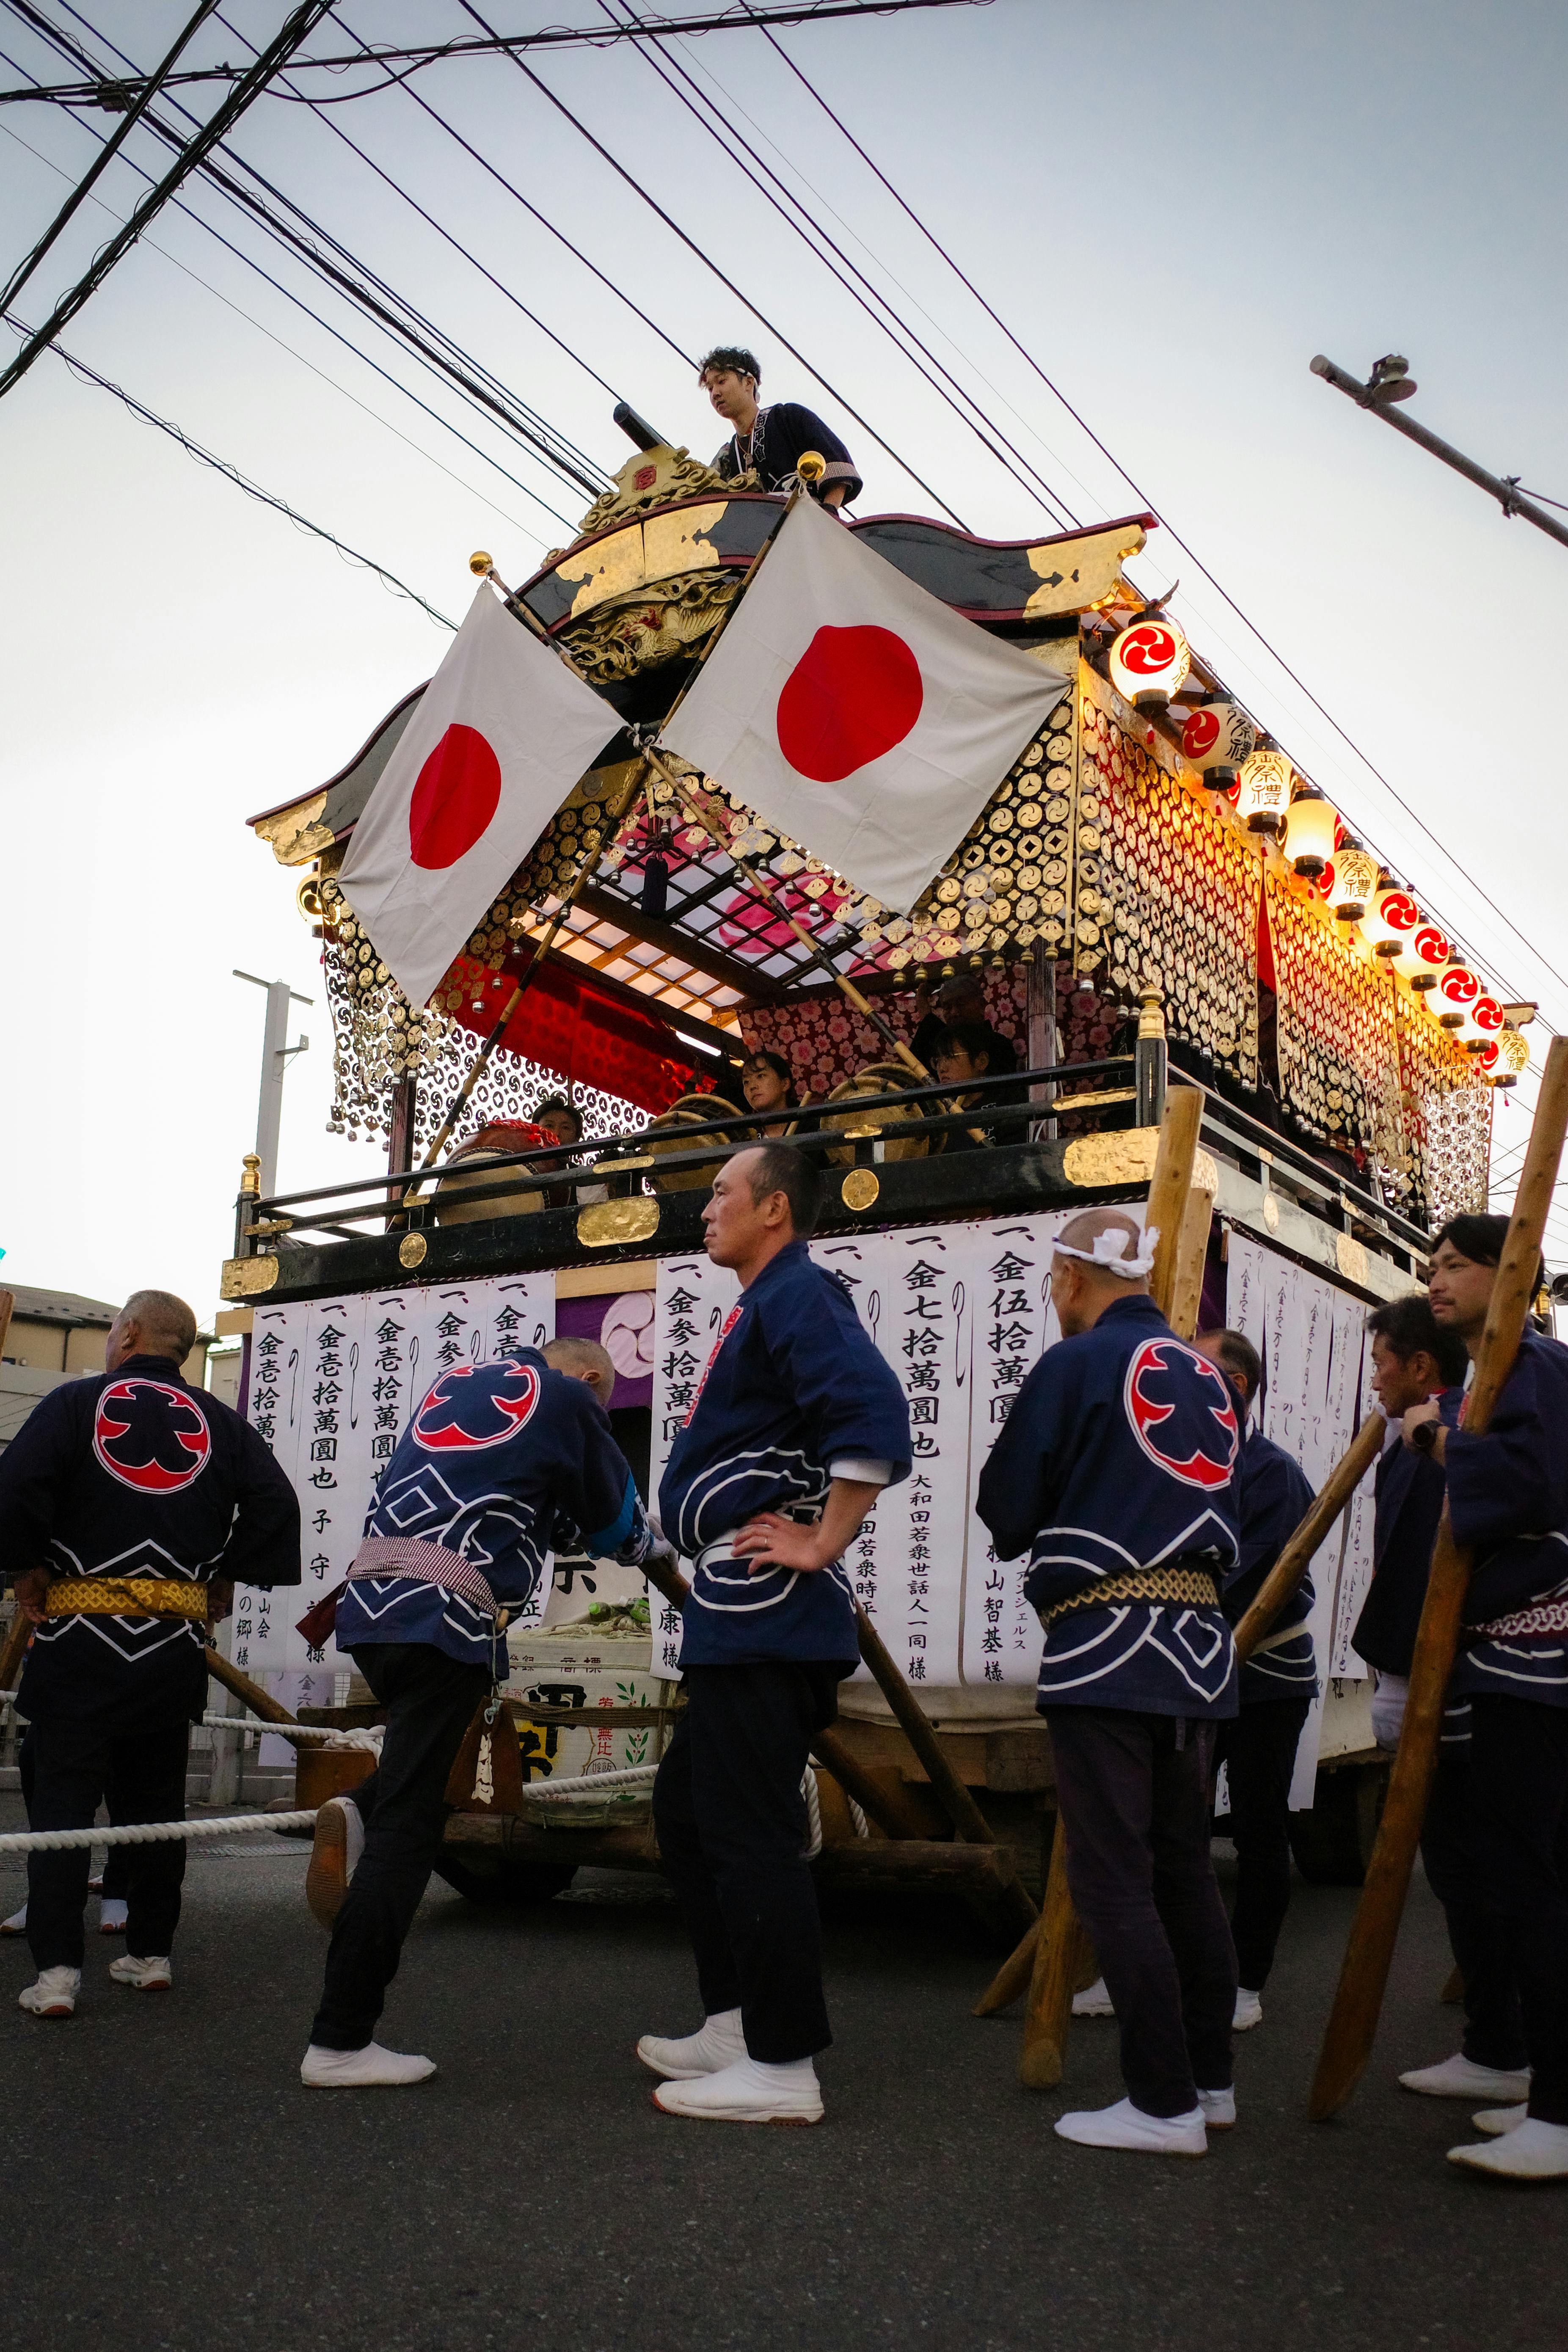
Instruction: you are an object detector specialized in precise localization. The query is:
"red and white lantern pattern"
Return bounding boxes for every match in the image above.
[1109,616,1191,710]
[1181,698,1256,780]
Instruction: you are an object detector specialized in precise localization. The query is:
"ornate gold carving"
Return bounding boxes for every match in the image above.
[1336,1233,1370,1287]
[251,790,333,868]
[398,1231,429,1268]
[561,569,740,685]
[1063,1129,1218,1193]
[577,1196,661,1249]
[573,444,732,539]
[1262,1193,1281,1232]
[593,1154,656,1176]
[841,1168,881,1212]
[1023,520,1147,618]
[220,1254,280,1299]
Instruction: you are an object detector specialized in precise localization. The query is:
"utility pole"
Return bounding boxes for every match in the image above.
[1311,353,1568,555]
[234,971,311,1198]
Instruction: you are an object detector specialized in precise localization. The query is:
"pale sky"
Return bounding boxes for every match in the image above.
[3,0,1566,1321]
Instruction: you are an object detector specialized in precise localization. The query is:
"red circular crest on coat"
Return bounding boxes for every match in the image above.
[408,724,502,869]
[411,1360,540,1451]
[93,1379,212,1493]
[1123,1338,1238,1491]
[1182,707,1220,760]
[775,625,923,782]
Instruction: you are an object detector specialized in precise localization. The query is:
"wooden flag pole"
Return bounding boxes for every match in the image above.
[982,1087,1207,2043]
[1233,1413,1386,1663]
[1309,1034,1568,2120]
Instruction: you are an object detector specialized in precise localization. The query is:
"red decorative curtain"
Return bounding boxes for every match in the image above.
[446,953,700,1114]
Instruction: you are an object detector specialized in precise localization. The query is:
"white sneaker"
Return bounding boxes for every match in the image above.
[1071,1976,1116,2018]
[1448,2118,1568,2180]
[300,2041,436,2088]
[99,1898,128,1934]
[652,2053,823,2125]
[1053,2096,1207,2157]
[1233,1988,1264,2032]
[1400,2053,1532,2102]
[1471,2104,1529,2138]
[306,1796,365,1931]
[19,1965,80,2018]
[1197,2086,1237,2130]
[0,1903,27,1935]
[637,2008,747,2081]
[109,1953,172,1991]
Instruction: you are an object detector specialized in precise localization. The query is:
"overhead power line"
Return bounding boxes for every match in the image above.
[5,313,457,627]
[0,0,336,402]
[0,0,218,312]
[0,3,991,105]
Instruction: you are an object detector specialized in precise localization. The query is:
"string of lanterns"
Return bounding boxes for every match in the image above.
[1106,610,1532,1088]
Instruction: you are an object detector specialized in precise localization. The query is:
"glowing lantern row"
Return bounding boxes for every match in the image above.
[1236,741,1293,833]
[1406,923,1451,989]
[1281,788,1335,876]
[1436,964,1479,1028]
[1359,886,1420,958]
[1328,844,1379,920]
[1488,1026,1530,1086]
[1182,697,1256,788]
[1109,614,1191,711]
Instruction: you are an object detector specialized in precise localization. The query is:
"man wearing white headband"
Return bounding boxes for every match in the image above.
[978,1206,1243,2159]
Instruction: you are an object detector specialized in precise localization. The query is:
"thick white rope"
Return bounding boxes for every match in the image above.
[200,1713,382,1752]
[0,1812,318,1855]
[523,1763,658,1800]
[802,1765,823,1859]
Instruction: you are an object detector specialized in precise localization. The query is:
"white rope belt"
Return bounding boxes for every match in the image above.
[0,1811,318,1855]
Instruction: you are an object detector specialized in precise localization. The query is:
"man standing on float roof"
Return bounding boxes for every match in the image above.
[0,1289,300,2019]
[978,1208,1242,2159]
[700,346,863,509]
[642,1141,909,2126]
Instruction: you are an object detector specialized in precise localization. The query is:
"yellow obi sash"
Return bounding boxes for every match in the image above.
[43,1577,209,1620]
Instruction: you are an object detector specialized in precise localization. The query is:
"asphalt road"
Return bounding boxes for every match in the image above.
[0,1804,1559,2352]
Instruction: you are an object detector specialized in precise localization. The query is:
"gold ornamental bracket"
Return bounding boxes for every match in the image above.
[1063,1126,1219,1195]
[220,1255,280,1300]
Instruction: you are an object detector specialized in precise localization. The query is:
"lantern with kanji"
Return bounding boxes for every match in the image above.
[1180,696,1256,790]
[1282,788,1336,877]
[1235,741,1292,834]
[1108,613,1191,712]
[1329,844,1379,922]
[1492,1026,1529,1086]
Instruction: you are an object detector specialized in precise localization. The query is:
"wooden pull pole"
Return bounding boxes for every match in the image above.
[1310,1035,1568,2119]
[0,1607,30,1705]
[1020,1812,1093,2086]
[206,1643,299,1725]
[1146,1084,1205,1320]
[1234,1412,1386,1662]
[1167,1179,1215,1342]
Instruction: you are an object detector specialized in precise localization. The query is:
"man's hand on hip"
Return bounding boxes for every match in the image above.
[12,1567,50,1625]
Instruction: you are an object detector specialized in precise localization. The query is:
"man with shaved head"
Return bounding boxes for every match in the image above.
[300,1331,656,2088]
[0,1287,300,2018]
[978,1204,1243,2158]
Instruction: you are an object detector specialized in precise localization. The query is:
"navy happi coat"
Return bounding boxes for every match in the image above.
[1447,1331,1568,1710]
[1224,1424,1318,1706]
[0,1354,300,1723]
[977,1295,1241,1718]
[337,1349,651,1670]
[659,1241,911,1668]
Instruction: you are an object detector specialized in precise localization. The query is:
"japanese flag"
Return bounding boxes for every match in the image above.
[661,496,1070,912]
[339,586,618,1009]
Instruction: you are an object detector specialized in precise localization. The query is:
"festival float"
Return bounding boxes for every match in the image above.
[219,412,1531,1921]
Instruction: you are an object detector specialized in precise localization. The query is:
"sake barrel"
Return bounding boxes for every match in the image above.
[433,1121,553,1226]
[821,1063,930,1166]
[644,1093,752,1192]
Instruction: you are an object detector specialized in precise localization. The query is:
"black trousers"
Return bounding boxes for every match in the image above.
[1214,1695,1311,1992]
[1420,1753,1528,2073]
[653,1661,841,2064]
[310,1642,493,2052]
[1468,1695,1568,2122]
[26,1711,190,1970]
[1046,1707,1237,2118]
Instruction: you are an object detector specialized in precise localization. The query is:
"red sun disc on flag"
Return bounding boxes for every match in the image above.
[776,625,923,782]
[408,723,502,868]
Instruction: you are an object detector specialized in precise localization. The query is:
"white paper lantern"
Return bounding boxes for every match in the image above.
[1108,614,1191,712]
[1282,790,1337,877]
[1235,743,1293,834]
[1405,921,1452,991]
[1180,697,1256,789]
[1329,844,1379,921]
[1463,994,1506,1053]
[1436,964,1480,1030]
[1492,1026,1530,1085]
[1358,886,1421,959]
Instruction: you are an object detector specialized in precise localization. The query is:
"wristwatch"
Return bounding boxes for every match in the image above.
[1408,1417,1441,1454]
